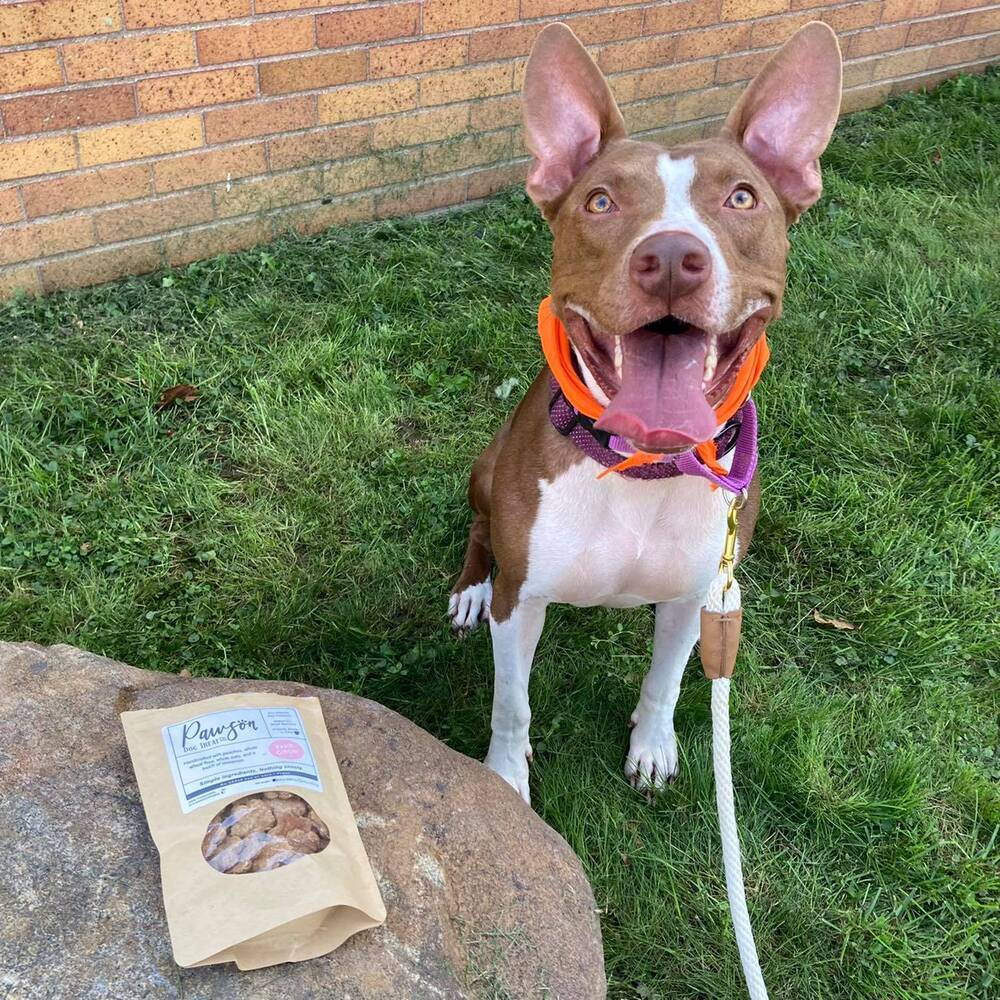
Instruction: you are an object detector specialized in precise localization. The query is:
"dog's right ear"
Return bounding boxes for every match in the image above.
[522,22,626,217]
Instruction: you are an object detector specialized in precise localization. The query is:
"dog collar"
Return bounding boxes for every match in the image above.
[538,296,769,489]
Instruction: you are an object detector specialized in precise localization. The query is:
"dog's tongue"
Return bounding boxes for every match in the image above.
[594,327,716,450]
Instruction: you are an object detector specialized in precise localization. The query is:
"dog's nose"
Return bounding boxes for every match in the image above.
[629,231,712,303]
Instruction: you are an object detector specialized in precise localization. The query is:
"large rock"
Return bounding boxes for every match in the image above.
[0,642,604,999]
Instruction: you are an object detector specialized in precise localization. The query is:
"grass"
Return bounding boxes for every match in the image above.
[1,71,998,998]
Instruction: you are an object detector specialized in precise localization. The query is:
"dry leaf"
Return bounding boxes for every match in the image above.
[812,608,857,631]
[156,383,198,411]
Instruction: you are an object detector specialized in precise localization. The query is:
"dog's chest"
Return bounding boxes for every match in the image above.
[521,462,730,608]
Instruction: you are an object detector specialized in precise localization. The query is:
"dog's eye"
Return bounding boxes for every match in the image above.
[725,187,757,210]
[585,191,615,214]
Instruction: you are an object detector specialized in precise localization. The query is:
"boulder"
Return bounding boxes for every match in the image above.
[0,642,605,999]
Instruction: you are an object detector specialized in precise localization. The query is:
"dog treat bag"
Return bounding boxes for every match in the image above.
[121,693,385,970]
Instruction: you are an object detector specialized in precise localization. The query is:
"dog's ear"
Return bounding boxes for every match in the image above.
[522,22,626,216]
[723,21,842,222]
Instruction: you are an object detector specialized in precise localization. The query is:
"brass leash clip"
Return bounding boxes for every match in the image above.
[718,491,746,592]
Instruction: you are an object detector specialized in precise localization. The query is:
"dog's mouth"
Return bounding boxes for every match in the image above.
[563,307,770,453]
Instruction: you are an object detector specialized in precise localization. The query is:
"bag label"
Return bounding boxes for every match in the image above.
[162,705,323,813]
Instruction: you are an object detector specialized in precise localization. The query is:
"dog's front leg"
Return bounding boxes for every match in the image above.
[626,595,703,794]
[484,596,547,804]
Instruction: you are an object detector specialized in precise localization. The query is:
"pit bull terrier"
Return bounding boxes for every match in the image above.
[449,21,842,803]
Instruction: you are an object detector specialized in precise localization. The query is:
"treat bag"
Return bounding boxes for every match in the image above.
[122,693,386,969]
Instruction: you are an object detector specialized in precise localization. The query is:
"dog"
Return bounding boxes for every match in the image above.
[449,21,842,803]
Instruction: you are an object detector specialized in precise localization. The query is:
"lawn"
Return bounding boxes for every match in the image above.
[1,71,998,999]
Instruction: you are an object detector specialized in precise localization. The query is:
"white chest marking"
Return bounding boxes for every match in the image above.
[521,461,732,608]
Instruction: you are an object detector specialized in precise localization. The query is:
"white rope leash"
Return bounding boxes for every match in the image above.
[705,568,768,1000]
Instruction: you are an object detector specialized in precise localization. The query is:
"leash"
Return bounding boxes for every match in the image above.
[700,494,769,1000]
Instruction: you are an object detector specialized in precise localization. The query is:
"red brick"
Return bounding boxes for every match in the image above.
[260,51,367,96]
[78,115,203,167]
[467,160,527,201]
[420,65,514,107]
[522,0,644,16]
[370,37,468,79]
[0,265,41,298]
[197,16,315,64]
[275,193,375,236]
[123,0,249,30]
[470,94,520,131]
[598,35,677,74]
[324,149,421,196]
[317,79,418,124]
[267,123,370,170]
[154,143,267,193]
[0,0,120,46]
[424,0,518,33]
[93,190,215,243]
[0,49,62,94]
[675,24,752,61]
[375,175,467,219]
[317,3,420,48]
[138,67,256,113]
[164,217,270,266]
[0,135,76,182]
[0,215,94,267]
[372,105,469,149]
[881,0,939,22]
[643,0,722,35]
[22,163,151,218]
[0,188,23,224]
[215,169,321,218]
[468,23,537,62]
[3,85,135,136]
[40,241,163,292]
[204,95,315,143]
[63,33,196,83]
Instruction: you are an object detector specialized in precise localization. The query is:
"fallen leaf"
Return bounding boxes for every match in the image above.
[930,149,942,165]
[155,383,198,411]
[812,608,857,631]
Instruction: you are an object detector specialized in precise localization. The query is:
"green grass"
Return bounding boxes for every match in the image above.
[2,71,998,998]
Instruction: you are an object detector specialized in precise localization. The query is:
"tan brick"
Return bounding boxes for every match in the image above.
[643,0,722,35]
[0,136,76,182]
[570,9,645,44]
[123,0,249,30]
[470,94,520,131]
[420,65,513,107]
[40,240,162,292]
[609,74,640,104]
[842,58,876,88]
[138,67,256,114]
[522,0,644,16]
[267,123,370,169]
[275,193,375,236]
[317,79,418,125]
[165,217,270,266]
[260,51,367,95]
[623,95,675,134]
[0,49,62,95]
[372,105,469,149]
[840,82,891,113]
[637,59,716,99]
[64,33,196,83]
[370,37,467,79]
[872,48,931,81]
[468,23,537,62]
[938,0,983,11]
[748,12,811,47]
[673,83,742,121]
[375,175,467,219]
[467,160,526,201]
[0,188,23,225]
[324,149,421,196]
[716,50,771,84]
[424,0,518,33]
[675,24,752,61]
[925,35,986,69]
[825,1,882,32]
[846,24,908,57]
[3,85,135,136]
[256,0,333,11]
[154,143,267,193]
[906,13,970,46]
[423,130,512,174]
[0,0,120,46]
[598,35,676,74]
[317,3,420,47]
[198,16,315,64]
[720,0,789,20]
[78,115,203,167]
[0,265,41,298]
[94,190,214,243]
[639,119,711,146]
[0,215,94,266]
[964,8,1000,33]
[204,95,315,143]
[22,163,151,218]
[215,168,321,218]
[881,0,939,22]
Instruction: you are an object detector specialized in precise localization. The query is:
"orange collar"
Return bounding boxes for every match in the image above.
[537,296,770,476]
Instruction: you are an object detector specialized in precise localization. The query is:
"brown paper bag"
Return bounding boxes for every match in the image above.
[121,692,385,969]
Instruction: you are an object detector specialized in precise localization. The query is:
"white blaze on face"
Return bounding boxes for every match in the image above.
[630,153,732,330]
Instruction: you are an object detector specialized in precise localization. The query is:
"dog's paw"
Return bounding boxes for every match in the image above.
[484,739,532,805]
[625,722,679,798]
[448,579,492,635]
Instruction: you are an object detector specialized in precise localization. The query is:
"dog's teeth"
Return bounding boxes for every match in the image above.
[614,336,623,379]
[703,335,719,387]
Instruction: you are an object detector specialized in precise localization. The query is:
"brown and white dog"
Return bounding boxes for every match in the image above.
[449,22,842,803]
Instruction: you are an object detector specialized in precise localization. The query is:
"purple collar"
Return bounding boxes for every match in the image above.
[548,375,759,493]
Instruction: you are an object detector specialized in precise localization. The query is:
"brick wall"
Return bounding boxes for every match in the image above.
[1,1,997,298]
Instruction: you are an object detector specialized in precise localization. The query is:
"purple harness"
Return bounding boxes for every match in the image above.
[548,375,759,493]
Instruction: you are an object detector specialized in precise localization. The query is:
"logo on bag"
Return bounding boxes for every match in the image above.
[181,715,259,751]
[268,739,305,760]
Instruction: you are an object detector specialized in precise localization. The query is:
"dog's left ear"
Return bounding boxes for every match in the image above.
[723,21,842,223]
[522,22,626,217]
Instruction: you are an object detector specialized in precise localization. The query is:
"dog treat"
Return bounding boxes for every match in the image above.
[202,793,330,874]
[121,693,385,970]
